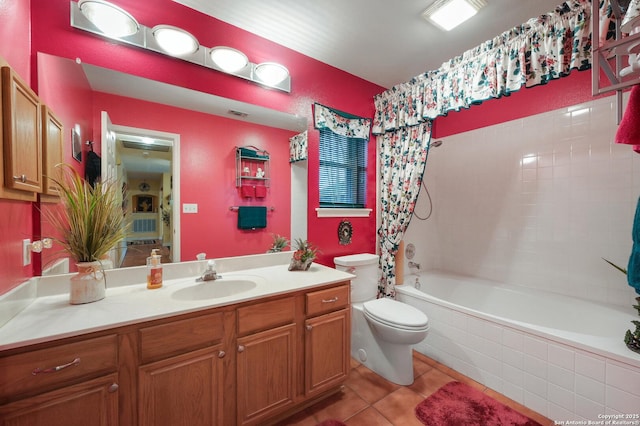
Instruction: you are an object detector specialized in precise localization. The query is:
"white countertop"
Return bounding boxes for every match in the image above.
[0,254,354,351]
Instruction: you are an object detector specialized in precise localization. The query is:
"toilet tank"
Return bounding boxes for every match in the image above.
[334,253,379,303]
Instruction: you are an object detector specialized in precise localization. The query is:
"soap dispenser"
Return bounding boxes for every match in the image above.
[147,249,163,289]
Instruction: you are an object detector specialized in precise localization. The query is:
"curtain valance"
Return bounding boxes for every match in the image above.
[314,103,371,140]
[372,0,592,135]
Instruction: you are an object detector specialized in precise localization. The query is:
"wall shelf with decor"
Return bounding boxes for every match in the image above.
[235,146,270,188]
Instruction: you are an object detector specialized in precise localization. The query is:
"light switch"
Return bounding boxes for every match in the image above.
[23,239,31,266]
[183,203,198,213]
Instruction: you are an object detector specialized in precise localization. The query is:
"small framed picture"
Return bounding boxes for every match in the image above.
[72,128,82,162]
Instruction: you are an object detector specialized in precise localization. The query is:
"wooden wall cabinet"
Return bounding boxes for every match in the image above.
[40,105,63,200]
[1,66,42,197]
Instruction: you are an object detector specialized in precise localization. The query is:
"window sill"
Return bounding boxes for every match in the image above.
[315,208,372,218]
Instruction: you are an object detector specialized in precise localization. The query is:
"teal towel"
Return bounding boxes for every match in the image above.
[238,206,267,230]
[628,195,640,295]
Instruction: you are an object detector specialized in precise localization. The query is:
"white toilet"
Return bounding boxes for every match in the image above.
[334,253,429,385]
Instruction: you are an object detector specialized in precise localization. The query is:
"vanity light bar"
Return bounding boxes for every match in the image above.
[69,1,291,92]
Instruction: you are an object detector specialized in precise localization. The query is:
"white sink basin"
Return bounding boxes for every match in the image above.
[171,275,263,301]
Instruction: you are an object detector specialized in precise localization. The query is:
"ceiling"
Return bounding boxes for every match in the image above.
[174,0,565,89]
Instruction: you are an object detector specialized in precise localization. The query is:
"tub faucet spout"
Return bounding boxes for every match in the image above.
[408,261,421,270]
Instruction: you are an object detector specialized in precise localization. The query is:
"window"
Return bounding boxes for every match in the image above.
[319,128,367,208]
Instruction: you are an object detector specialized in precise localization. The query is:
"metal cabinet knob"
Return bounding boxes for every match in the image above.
[108,383,119,393]
[238,345,245,353]
[306,325,313,331]
[218,350,226,359]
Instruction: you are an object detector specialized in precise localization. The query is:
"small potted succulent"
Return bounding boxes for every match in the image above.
[267,234,289,253]
[288,238,317,271]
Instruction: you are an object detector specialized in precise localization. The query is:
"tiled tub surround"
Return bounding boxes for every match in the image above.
[407,93,640,308]
[396,274,640,421]
[398,93,640,421]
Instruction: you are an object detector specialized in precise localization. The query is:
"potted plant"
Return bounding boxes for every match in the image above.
[288,238,317,271]
[267,234,289,253]
[603,258,640,354]
[43,164,127,304]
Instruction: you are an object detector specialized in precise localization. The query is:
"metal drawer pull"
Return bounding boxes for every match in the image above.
[322,297,339,303]
[32,357,81,375]
[13,175,27,183]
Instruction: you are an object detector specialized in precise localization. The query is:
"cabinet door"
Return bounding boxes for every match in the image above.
[138,346,225,426]
[236,323,296,426]
[1,66,42,193]
[0,373,119,426]
[41,105,63,197]
[305,309,350,396]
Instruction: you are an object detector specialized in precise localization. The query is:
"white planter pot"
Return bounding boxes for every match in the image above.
[69,262,106,304]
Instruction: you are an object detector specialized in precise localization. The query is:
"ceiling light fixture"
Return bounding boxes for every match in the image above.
[70,1,291,92]
[254,63,290,87]
[422,0,487,31]
[152,25,199,57]
[78,0,139,38]
[210,47,249,73]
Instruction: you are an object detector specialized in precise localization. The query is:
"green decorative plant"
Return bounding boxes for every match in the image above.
[267,234,289,253]
[603,258,640,354]
[43,165,127,263]
[288,238,317,271]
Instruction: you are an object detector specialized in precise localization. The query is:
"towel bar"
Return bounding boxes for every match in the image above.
[229,206,275,211]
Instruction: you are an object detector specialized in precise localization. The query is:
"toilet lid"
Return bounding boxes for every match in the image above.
[363,298,428,329]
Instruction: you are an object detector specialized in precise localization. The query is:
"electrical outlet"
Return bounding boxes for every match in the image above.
[23,239,31,266]
[183,203,198,214]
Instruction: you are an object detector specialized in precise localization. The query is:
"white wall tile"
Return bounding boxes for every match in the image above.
[574,394,604,421]
[548,364,575,391]
[575,374,605,405]
[606,360,640,396]
[575,352,605,382]
[606,385,640,415]
[548,343,575,371]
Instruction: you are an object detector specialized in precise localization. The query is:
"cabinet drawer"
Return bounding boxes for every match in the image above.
[306,284,349,317]
[139,312,224,363]
[0,334,118,403]
[237,297,295,336]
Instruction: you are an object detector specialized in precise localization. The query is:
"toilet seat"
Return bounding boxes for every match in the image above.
[363,298,429,331]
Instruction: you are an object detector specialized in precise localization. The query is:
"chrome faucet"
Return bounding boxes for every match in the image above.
[408,261,421,270]
[198,260,221,281]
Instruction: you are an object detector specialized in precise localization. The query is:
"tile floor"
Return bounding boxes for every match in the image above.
[277,351,553,426]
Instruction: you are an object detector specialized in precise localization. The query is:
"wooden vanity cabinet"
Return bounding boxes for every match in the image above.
[0,334,120,426]
[137,311,232,426]
[304,284,350,396]
[0,280,351,426]
[236,297,297,426]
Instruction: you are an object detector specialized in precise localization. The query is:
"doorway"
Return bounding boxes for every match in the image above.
[101,111,181,267]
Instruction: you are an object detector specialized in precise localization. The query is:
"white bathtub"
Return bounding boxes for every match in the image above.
[395,272,640,421]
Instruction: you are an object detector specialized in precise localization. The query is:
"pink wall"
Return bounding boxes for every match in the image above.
[433,70,597,138]
[93,92,294,260]
[0,0,33,293]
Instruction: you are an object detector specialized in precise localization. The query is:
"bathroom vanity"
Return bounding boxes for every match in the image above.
[0,253,353,425]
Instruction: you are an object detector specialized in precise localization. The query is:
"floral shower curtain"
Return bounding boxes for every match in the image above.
[373,0,592,297]
[377,122,431,297]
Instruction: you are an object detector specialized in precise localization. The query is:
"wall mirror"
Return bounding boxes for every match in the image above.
[37,53,308,276]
